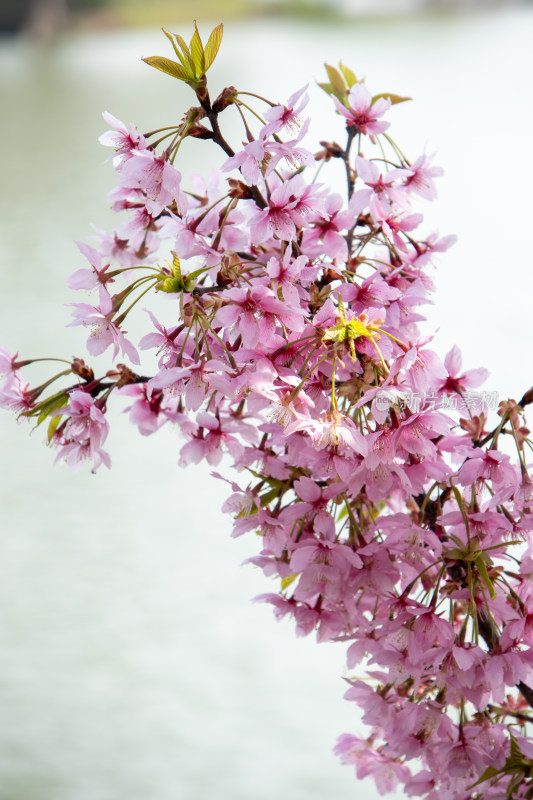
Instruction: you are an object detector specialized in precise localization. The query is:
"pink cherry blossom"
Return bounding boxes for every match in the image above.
[356,156,412,207]
[222,138,267,185]
[403,154,444,200]
[0,372,34,413]
[457,448,518,491]
[261,84,309,137]
[67,292,140,364]
[263,118,315,174]
[118,383,174,435]
[52,390,110,472]
[439,344,489,396]
[300,192,355,262]
[0,346,18,376]
[67,241,115,302]
[99,111,147,166]
[119,149,187,217]
[334,83,391,137]
[213,285,304,348]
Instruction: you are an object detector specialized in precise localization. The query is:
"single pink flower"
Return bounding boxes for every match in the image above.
[249,180,299,243]
[222,138,266,185]
[52,390,111,472]
[403,154,444,200]
[249,176,323,243]
[99,111,147,167]
[213,285,304,348]
[67,292,140,364]
[0,372,34,413]
[0,346,18,376]
[260,84,309,137]
[265,247,309,306]
[119,150,187,217]
[439,344,489,395]
[119,383,173,436]
[334,84,391,138]
[457,449,518,491]
[263,119,314,174]
[356,156,412,207]
[67,241,115,302]
[138,310,181,366]
[301,192,355,262]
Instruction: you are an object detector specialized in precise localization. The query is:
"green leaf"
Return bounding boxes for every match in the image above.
[443,547,464,560]
[450,482,471,538]
[323,323,348,343]
[468,766,501,788]
[237,507,258,520]
[175,34,195,72]
[348,319,375,340]
[171,251,182,280]
[142,56,191,82]
[244,466,285,492]
[189,22,205,76]
[507,776,523,800]
[281,573,298,590]
[187,266,208,281]
[509,732,526,769]
[474,555,496,600]
[170,36,196,74]
[325,63,347,102]
[35,392,69,427]
[157,276,184,293]
[47,413,63,443]
[317,81,334,97]
[204,23,223,70]
[339,62,357,87]
[162,27,182,60]
[183,277,197,292]
[372,92,412,106]
[260,486,281,507]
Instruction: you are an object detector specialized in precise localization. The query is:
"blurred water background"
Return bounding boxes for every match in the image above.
[0,1,532,798]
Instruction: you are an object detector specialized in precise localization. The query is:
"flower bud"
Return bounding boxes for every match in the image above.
[227,178,253,200]
[187,124,213,139]
[71,358,94,382]
[213,86,237,113]
[316,140,345,161]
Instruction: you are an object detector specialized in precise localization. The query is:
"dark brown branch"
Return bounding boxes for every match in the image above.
[519,386,533,408]
[191,284,226,297]
[344,125,357,255]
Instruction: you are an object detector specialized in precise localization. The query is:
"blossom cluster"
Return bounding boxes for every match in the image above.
[2,24,533,800]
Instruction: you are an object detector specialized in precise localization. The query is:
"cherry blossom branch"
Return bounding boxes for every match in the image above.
[2,25,533,800]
